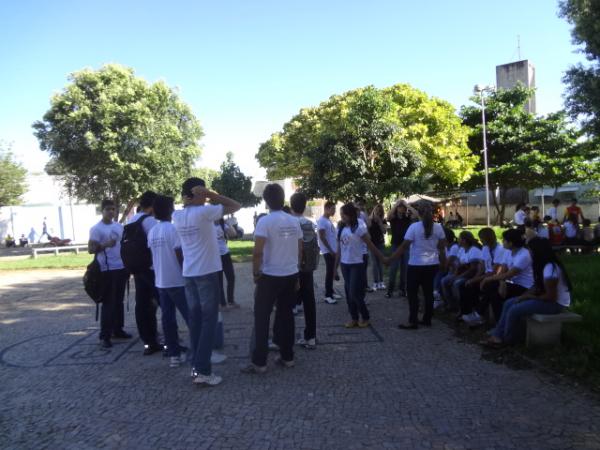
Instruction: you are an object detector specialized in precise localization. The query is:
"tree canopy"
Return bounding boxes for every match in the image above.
[33,64,203,220]
[256,84,476,203]
[0,143,27,207]
[212,152,261,208]
[460,85,586,223]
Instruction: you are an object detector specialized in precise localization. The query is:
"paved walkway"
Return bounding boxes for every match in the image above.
[1,264,599,450]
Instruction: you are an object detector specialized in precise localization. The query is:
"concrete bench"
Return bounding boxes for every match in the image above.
[32,245,88,259]
[526,311,582,347]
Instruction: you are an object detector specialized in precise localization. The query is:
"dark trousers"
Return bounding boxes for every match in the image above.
[218,253,236,306]
[323,253,335,298]
[133,269,159,346]
[478,281,528,322]
[363,253,369,287]
[252,274,298,366]
[460,282,481,315]
[341,263,369,321]
[297,271,316,340]
[406,264,438,325]
[99,269,128,340]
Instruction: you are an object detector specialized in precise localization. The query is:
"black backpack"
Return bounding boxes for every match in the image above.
[83,252,107,320]
[299,218,320,272]
[120,215,152,274]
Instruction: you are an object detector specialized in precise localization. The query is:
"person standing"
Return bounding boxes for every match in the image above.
[387,202,447,330]
[173,178,241,387]
[514,203,528,228]
[215,219,239,309]
[39,217,51,242]
[88,199,130,348]
[317,201,340,304]
[355,198,373,292]
[147,195,189,368]
[564,198,585,223]
[367,204,387,292]
[242,183,303,374]
[335,203,386,329]
[386,201,413,298]
[548,199,561,222]
[127,191,162,355]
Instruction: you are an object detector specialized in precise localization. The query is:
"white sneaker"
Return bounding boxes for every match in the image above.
[332,293,342,300]
[371,283,379,292]
[268,340,279,351]
[169,354,186,368]
[275,357,295,368]
[192,373,223,386]
[379,282,386,290]
[297,338,316,349]
[211,352,227,364]
[464,311,484,325]
[324,297,337,304]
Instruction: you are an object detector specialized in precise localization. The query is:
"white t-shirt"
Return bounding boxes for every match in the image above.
[89,221,124,272]
[339,221,368,265]
[317,215,338,254]
[564,221,578,238]
[514,210,527,226]
[482,244,507,273]
[147,221,185,288]
[506,247,534,288]
[457,246,483,265]
[214,223,230,256]
[359,218,368,255]
[129,212,158,235]
[548,206,559,221]
[404,222,446,266]
[172,204,224,277]
[447,243,460,258]
[543,263,571,307]
[254,210,302,276]
[537,226,549,239]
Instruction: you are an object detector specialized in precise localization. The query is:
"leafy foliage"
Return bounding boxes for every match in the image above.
[257,84,475,203]
[191,166,219,189]
[33,64,203,220]
[212,152,261,208]
[0,143,27,207]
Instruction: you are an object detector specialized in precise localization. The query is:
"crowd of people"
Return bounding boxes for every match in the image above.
[87,180,584,387]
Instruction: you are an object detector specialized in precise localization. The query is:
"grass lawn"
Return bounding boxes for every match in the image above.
[0,240,256,270]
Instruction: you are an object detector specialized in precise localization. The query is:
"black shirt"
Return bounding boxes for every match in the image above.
[389,216,413,246]
[368,219,386,246]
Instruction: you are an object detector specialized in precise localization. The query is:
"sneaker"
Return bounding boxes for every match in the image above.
[344,320,359,328]
[366,286,375,293]
[384,292,392,298]
[112,330,132,339]
[378,282,386,290]
[191,368,198,378]
[297,338,316,349]
[358,320,371,328]
[433,300,443,310]
[461,312,476,323]
[268,340,279,351]
[292,306,299,315]
[371,283,379,292]
[143,343,162,356]
[324,297,337,304]
[100,338,112,349]
[332,293,342,300]
[228,302,241,309]
[465,311,484,326]
[240,363,267,374]
[297,305,304,313]
[192,373,223,386]
[275,357,295,368]
[433,290,441,301]
[169,355,185,368]
[211,352,228,364]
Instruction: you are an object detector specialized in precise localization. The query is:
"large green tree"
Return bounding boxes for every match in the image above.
[460,85,586,224]
[257,84,475,203]
[33,64,203,220]
[191,167,219,189]
[212,152,261,208]
[0,143,27,207]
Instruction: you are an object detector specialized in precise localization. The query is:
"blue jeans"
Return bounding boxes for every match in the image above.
[388,244,409,293]
[492,298,564,344]
[184,272,220,376]
[158,287,189,357]
[440,273,458,305]
[341,263,369,321]
[371,243,385,283]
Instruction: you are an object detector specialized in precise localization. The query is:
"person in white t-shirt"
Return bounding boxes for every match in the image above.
[127,191,162,355]
[514,203,528,227]
[433,227,459,306]
[547,198,560,222]
[147,195,189,368]
[242,184,303,374]
[173,178,241,387]
[483,238,572,347]
[215,219,239,310]
[387,202,447,329]
[88,199,129,349]
[335,203,386,329]
[354,198,373,292]
[446,231,484,312]
[317,201,340,304]
[479,228,534,322]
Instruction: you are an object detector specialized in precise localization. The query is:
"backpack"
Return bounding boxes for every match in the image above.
[83,252,106,320]
[299,218,319,272]
[120,215,152,274]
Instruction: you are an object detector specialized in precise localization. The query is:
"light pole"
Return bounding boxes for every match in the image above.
[474,84,495,227]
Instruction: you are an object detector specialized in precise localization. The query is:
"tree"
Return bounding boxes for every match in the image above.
[460,85,586,224]
[212,152,261,208]
[33,64,203,221]
[560,0,600,138]
[0,143,27,207]
[256,84,476,203]
[191,167,219,189]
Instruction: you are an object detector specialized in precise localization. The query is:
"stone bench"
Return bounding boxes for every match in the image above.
[526,311,582,347]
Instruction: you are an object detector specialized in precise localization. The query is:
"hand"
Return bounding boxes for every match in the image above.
[334,272,340,281]
[191,185,210,198]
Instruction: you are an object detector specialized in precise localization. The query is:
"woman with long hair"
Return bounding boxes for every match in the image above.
[387,202,447,329]
[368,204,387,291]
[482,238,572,347]
[335,203,386,328]
[386,201,414,298]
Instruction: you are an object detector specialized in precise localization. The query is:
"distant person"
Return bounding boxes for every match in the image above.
[215,219,238,309]
[386,201,413,298]
[5,235,15,247]
[38,217,51,242]
[147,195,189,368]
[563,213,581,245]
[28,227,37,244]
[354,198,372,292]
[514,203,528,227]
[548,220,564,246]
[548,199,560,222]
[455,212,464,227]
[564,198,585,223]
[173,178,241,386]
[242,183,302,374]
[530,206,541,222]
[19,234,28,247]
[317,201,340,304]
[88,199,130,348]
[367,204,387,291]
[537,216,551,240]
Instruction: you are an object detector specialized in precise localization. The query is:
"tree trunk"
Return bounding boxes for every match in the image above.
[120,199,136,224]
[492,186,506,226]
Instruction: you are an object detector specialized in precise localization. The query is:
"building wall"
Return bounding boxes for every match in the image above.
[496,60,536,114]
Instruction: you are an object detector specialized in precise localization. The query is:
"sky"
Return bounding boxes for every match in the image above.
[0,0,585,182]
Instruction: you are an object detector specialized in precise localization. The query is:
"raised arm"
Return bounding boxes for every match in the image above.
[190,186,241,215]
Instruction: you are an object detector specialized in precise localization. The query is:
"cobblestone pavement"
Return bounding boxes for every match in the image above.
[1,264,599,450]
